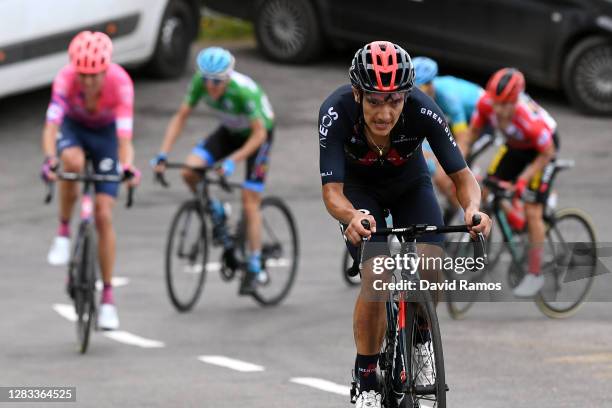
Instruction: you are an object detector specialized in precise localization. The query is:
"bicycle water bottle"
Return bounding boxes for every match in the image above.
[505,199,526,231]
[210,199,232,248]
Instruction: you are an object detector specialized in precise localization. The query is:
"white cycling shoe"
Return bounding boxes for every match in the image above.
[355,390,382,408]
[47,236,71,266]
[97,303,120,331]
[513,274,545,297]
[414,341,435,387]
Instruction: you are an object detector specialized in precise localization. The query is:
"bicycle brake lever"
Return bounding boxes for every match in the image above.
[126,186,134,208]
[155,172,170,188]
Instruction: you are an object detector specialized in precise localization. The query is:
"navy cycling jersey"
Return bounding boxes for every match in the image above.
[319,84,466,185]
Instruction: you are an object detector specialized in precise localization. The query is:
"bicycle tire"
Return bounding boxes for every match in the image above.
[73,223,96,354]
[444,235,480,320]
[535,208,597,319]
[165,200,208,312]
[252,196,299,306]
[404,295,446,408]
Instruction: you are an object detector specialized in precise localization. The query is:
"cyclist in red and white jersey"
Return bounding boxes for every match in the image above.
[467,68,558,297]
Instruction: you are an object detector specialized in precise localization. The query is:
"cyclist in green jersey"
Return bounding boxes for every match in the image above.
[153,47,275,294]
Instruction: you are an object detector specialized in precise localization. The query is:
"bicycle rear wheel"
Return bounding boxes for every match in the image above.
[251,196,299,306]
[165,200,208,312]
[403,295,446,408]
[536,208,597,318]
[73,223,96,354]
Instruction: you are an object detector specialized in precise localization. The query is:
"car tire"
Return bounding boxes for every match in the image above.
[254,0,322,63]
[563,36,612,115]
[146,0,196,78]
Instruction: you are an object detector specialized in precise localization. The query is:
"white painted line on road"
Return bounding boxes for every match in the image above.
[198,355,264,372]
[290,377,349,396]
[95,276,130,291]
[53,303,77,322]
[103,331,165,348]
[185,260,291,274]
[53,303,165,348]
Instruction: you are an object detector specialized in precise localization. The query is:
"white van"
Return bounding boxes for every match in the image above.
[0,0,201,98]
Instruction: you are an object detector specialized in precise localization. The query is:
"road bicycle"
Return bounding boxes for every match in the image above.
[156,163,299,311]
[445,159,598,319]
[348,216,486,408]
[45,161,134,354]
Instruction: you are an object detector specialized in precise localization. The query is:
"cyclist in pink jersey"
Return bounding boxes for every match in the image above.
[41,31,140,330]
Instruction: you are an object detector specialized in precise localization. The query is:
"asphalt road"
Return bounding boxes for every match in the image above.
[1,43,612,408]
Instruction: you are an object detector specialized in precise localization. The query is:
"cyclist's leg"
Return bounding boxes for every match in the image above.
[183,127,234,191]
[48,119,86,265]
[58,120,86,233]
[388,176,445,304]
[343,183,389,393]
[242,131,273,275]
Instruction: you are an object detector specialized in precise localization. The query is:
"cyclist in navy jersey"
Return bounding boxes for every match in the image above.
[319,41,491,407]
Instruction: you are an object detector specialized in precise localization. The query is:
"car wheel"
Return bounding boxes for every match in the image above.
[563,36,612,115]
[254,0,322,63]
[147,0,196,78]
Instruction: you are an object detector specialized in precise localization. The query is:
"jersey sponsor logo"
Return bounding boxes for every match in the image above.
[98,158,115,173]
[319,106,339,148]
[421,108,457,147]
[46,103,63,121]
[537,130,550,147]
[393,134,418,144]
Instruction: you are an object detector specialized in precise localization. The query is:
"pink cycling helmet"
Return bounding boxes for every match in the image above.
[68,31,113,74]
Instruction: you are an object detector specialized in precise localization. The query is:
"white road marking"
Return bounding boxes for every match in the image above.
[53,303,165,348]
[52,303,77,322]
[95,276,130,291]
[197,355,264,372]
[103,331,165,348]
[290,377,349,396]
[185,259,291,274]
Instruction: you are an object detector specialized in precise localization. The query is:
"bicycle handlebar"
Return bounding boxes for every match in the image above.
[347,214,487,278]
[44,172,135,208]
[154,162,241,193]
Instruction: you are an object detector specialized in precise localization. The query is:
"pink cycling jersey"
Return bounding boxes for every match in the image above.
[471,93,557,152]
[46,63,134,139]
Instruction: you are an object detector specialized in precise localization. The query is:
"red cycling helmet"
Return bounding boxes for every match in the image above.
[68,31,113,74]
[486,68,525,103]
[349,41,415,93]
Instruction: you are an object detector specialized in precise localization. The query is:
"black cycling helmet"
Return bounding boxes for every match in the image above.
[349,41,415,93]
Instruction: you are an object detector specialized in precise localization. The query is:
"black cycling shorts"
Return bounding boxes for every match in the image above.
[341,175,444,262]
[192,126,274,192]
[487,142,557,204]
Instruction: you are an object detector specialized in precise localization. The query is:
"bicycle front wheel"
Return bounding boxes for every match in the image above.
[403,295,446,408]
[73,223,96,354]
[536,208,597,318]
[252,197,299,306]
[165,200,208,312]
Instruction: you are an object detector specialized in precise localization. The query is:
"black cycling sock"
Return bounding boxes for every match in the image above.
[356,353,379,392]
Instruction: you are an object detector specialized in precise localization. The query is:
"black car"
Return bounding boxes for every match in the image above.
[204,0,612,115]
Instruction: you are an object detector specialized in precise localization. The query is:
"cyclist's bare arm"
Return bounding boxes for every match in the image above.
[448,167,490,236]
[322,182,375,244]
[42,122,60,159]
[159,103,192,155]
[517,142,555,182]
[118,137,134,168]
[228,118,267,162]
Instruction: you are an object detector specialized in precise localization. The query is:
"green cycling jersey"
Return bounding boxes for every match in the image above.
[185,71,275,137]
